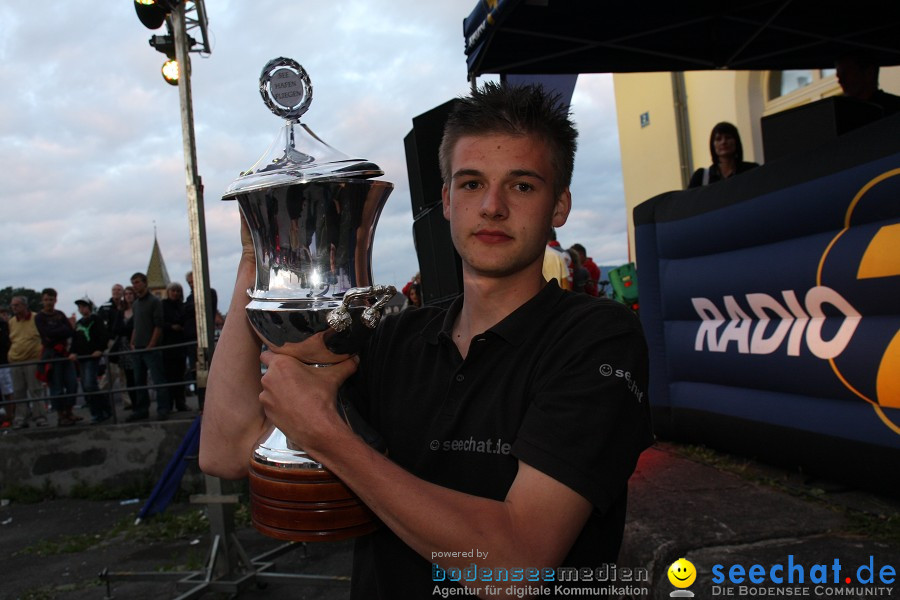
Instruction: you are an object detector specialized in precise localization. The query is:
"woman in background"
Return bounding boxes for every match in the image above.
[688,121,759,188]
[403,283,422,310]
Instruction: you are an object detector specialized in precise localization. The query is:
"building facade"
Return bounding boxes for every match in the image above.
[613,67,900,260]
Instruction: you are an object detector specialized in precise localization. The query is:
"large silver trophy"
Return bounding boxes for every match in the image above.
[222,58,395,542]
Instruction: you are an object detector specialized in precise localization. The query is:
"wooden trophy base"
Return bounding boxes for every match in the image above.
[248,458,379,542]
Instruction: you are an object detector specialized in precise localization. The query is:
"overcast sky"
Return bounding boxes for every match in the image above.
[1,1,627,313]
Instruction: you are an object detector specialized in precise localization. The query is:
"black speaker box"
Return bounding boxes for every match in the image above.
[405,99,458,219]
[412,203,462,308]
[406,99,463,307]
[761,96,884,163]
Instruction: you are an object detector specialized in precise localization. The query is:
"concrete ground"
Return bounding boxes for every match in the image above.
[619,444,900,599]
[2,496,355,600]
[3,441,898,600]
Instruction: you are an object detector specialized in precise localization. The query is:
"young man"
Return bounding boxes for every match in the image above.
[34,288,79,426]
[128,272,170,421]
[98,283,128,406]
[200,83,653,599]
[69,298,111,424]
[571,243,601,297]
[835,54,900,116]
[545,227,573,290]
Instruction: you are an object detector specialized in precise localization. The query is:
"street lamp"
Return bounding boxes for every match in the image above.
[133,0,215,403]
[133,0,213,375]
[127,0,256,587]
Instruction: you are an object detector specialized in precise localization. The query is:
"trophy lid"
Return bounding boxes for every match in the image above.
[223,58,384,198]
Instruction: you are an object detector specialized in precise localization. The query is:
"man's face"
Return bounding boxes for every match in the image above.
[835,58,873,99]
[41,294,57,311]
[10,299,27,318]
[112,284,124,300]
[77,303,91,317]
[131,278,148,297]
[186,274,194,291]
[442,133,570,279]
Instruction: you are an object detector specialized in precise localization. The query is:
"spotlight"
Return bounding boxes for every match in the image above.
[162,59,180,85]
[134,0,168,30]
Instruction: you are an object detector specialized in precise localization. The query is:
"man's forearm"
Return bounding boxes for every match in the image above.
[255,347,591,599]
[199,258,267,479]
[306,425,589,599]
[325,433,514,559]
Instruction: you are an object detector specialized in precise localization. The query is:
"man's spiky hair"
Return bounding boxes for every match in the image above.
[438,82,578,197]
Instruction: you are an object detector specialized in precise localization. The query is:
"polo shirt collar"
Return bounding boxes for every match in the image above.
[424,279,565,347]
[422,297,462,346]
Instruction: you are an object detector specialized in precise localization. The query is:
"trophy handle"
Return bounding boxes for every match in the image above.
[327,285,397,332]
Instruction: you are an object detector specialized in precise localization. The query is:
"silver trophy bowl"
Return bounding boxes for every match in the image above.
[230,178,396,362]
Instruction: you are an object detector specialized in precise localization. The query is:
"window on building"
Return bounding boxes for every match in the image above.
[764,69,840,116]
[768,69,837,100]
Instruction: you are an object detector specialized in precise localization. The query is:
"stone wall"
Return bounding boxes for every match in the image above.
[0,419,205,496]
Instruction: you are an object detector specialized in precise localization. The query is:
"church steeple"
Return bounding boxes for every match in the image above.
[147,224,171,298]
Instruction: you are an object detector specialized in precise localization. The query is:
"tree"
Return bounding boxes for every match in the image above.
[0,287,41,312]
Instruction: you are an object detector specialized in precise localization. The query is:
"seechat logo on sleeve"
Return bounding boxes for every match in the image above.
[691,168,900,437]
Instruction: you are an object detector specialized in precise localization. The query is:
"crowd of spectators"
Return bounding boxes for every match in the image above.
[3,239,611,429]
[544,232,604,297]
[0,271,219,429]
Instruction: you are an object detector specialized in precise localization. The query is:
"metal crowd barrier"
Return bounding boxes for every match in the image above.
[0,341,201,425]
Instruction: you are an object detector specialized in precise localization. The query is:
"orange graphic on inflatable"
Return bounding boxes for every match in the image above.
[859,223,900,410]
[817,168,900,434]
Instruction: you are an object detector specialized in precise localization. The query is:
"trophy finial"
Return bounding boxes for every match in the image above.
[259,57,313,121]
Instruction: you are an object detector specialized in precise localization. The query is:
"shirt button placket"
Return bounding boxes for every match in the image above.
[441,371,466,419]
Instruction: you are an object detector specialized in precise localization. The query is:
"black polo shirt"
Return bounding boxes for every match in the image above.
[349,280,653,599]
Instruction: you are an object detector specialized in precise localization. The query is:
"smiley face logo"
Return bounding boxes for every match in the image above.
[668,558,696,588]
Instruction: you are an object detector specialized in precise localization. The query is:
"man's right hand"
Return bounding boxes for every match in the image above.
[258,351,359,460]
